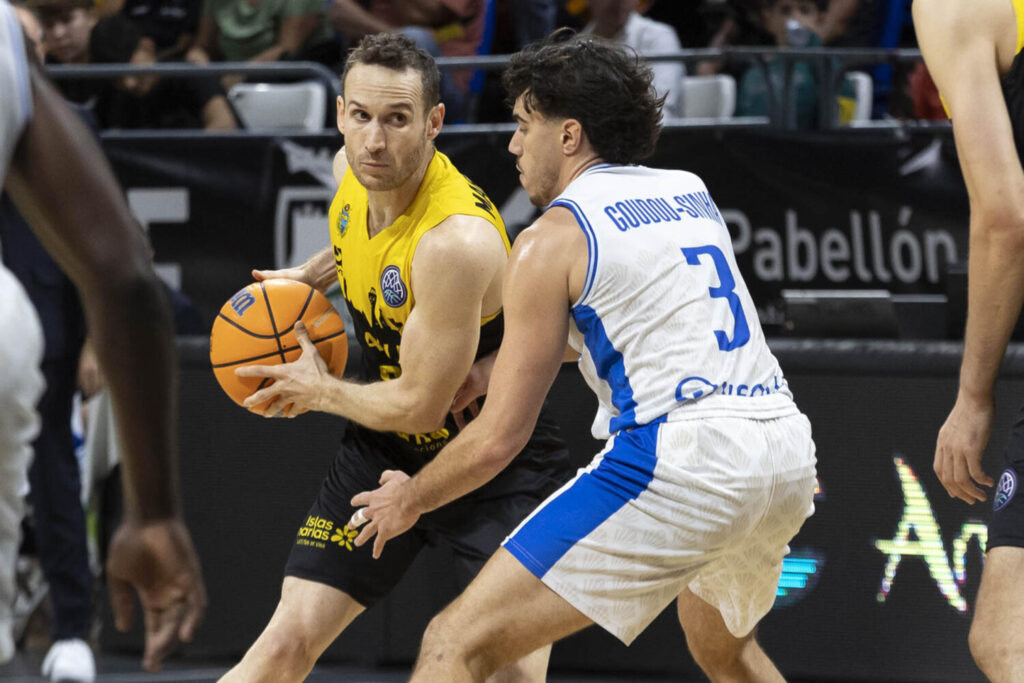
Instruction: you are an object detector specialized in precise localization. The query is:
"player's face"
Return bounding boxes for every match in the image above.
[509,95,566,207]
[41,8,95,64]
[338,64,443,192]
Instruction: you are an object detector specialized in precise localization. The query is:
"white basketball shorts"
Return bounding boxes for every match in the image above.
[503,411,816,644]
[0,265,44,631]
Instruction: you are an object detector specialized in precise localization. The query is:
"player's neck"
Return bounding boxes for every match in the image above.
[365,148,435,237]
[556,154,607,197]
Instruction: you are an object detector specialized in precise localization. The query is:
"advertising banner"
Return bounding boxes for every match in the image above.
[103,127,967,326]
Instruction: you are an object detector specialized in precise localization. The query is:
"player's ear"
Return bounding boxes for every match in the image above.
[426,102,444,140]
[336,96,345,135]
[561,118,584,156]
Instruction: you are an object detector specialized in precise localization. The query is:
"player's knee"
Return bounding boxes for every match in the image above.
[968,616,1006,676]
[251,626,319,676]
[419,611,501,678]
[685,632,746,677]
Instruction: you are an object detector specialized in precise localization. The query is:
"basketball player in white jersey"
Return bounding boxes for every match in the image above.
[0,0,204,672]
[351,33,817,681]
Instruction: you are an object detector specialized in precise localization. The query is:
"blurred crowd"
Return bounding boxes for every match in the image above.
[7,0,940,132]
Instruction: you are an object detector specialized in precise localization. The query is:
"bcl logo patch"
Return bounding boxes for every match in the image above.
[994,469,1017,512]
[380,265,407,307]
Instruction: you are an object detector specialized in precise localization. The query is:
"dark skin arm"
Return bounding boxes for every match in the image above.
[4,55,205,673]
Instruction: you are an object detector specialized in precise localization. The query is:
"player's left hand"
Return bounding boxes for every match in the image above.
[106,518,206,673]
[934,393,996,504]
[236,321,328,417]
[350,470,420,559]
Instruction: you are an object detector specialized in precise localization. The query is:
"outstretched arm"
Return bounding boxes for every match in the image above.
[916,0,1024,503]
[350,208,585,557]
[5,56,204,671]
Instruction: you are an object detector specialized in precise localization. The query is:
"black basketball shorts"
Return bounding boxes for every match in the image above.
[284,425,572,606]
[987,402,1024,550]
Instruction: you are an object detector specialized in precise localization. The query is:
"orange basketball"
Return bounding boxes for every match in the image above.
[210,279,348,413]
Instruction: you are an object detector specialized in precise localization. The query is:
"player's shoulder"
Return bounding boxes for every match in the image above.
[415,214,506,269]
[913,0,1008,45]
[518,205,587,255]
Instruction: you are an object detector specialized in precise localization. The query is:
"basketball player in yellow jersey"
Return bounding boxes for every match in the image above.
[917,0,1024,678]
[219,33,571,683]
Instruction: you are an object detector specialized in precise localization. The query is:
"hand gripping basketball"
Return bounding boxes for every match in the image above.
[210,279,347,415]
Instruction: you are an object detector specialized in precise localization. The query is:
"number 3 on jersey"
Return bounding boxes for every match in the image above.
[681,245,750,351]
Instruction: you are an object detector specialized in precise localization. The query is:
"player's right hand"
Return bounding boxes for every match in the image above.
[252,267,312,287]
[106,518,207,672]
[934,394,996,504]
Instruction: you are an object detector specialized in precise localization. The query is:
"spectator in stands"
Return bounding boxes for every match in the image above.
[581,0,685,119]
[328,0,488,121]
[645,0,710,50]
[735,0,856,128]
[101,0,201,61]
[817,0,885,47]
[509,0,556,48]
[33,0,236,129]
[186,0,338,77]
[696,0,769,77]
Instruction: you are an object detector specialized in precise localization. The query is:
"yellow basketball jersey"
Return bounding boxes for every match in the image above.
[327,150,509,456]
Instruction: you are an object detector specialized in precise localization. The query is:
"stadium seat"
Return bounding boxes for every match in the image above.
[680,74,736,120]
[844,71,874,122]
[228,80,327,132]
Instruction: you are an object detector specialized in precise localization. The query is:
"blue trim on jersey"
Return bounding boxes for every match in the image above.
[549,198,598,304]
[572,304,638,433]
[504,421,661,579]
[582,163,619,174]
[3,4,32,124]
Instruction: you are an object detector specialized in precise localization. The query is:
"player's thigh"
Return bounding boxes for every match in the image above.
[285,430,426,608]
[676,588,753,655]
[973,546,1024,640]
[429,548,593,664]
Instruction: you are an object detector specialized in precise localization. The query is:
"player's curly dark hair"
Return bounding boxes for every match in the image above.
[341,33,441,112]
[502,31,664,165]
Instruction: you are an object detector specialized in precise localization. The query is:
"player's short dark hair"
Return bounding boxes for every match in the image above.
[502,31,663,165]
[341,33,441,113]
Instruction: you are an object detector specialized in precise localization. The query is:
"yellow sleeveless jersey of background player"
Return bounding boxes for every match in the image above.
[327,150,509,455]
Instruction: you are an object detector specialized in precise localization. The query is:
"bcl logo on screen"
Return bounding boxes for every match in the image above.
[994,469,1017,512]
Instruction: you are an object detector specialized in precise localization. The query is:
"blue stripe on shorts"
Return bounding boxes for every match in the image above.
[504,419,662,579]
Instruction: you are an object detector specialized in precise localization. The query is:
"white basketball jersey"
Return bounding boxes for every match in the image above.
[553,164,798,440]
[0,0,31,181]
[0,0,38,342]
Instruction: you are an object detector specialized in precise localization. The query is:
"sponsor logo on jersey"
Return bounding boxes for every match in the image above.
[994,469,1017,512]
[380,265,407,307]
[337,203,350,238]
